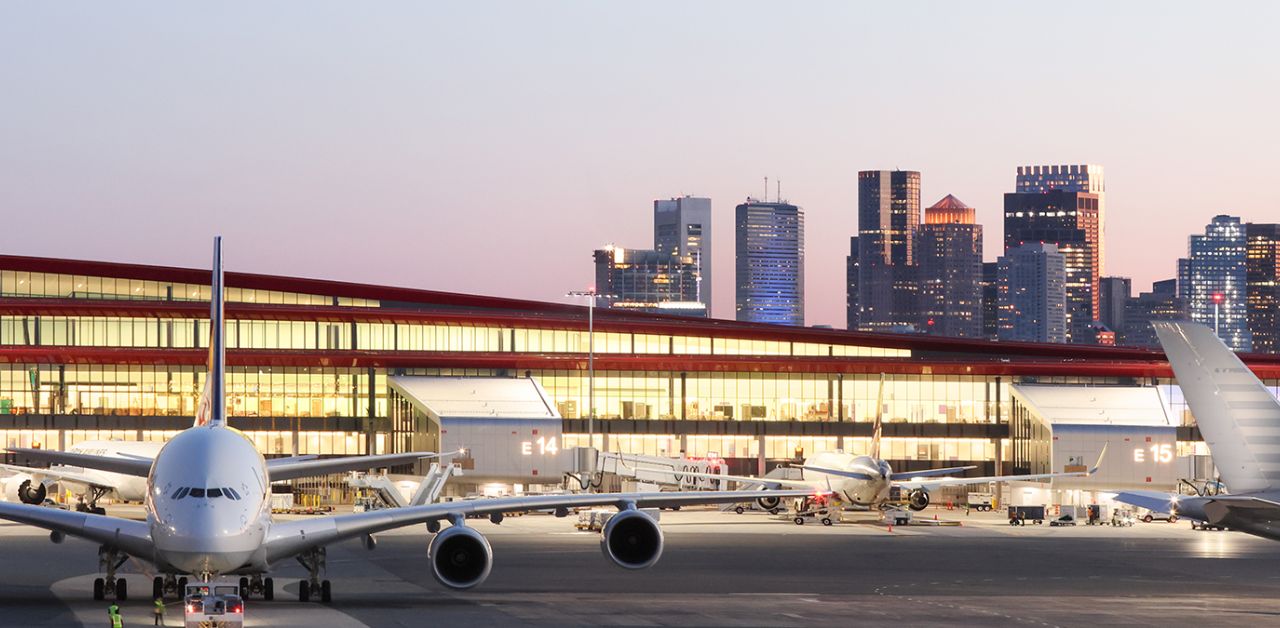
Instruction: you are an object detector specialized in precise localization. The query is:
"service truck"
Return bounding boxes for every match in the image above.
[183,582,244,628]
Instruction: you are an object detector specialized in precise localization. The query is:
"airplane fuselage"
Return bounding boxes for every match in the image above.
[801,452,892,506]
[145,426,272,576]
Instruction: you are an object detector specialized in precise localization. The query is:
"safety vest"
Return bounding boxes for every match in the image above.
[154,599,165,613]
[110,612,123,628]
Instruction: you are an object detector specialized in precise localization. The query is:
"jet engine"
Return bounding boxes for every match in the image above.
[907,489,930,511]
[600,509,664,570]
[755,495,781,511]
[2,475,46,505]
[427,525,493,590]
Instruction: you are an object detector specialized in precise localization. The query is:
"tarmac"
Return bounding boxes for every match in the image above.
[3,506,1280,627]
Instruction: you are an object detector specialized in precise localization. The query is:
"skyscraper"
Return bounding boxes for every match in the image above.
[1004,189,1100,343]
[846,236,859,331]
[1178,215,1251,351]
[1246,223,1280,354]
[593,246,706,317]
[1099,276,1131,334]
[857,170,920,332]
[654,196,712,313]
[980,262,999,340]
[998,243,1067,343]
[1017,164,1106,274]
[735,199,804,326]
[1121,279,1186,348]
[916,195,983,338]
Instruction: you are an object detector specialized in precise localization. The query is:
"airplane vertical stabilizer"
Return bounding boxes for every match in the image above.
[1155,321,1280,493]
[194,237,226,427]
[870,373,885,460]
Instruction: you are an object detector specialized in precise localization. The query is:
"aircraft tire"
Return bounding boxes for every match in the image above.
[153,577,163,600]
[263,578,274,601]
[298,580,310,602]
[793,517,804,525]
[93,578,105,600]
[320,580,331,603]
[115,578,127,601]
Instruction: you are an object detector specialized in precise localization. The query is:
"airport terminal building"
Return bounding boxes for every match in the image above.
[2,254,1280,498]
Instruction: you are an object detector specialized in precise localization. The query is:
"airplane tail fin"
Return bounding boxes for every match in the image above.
[194,237,226,428]
[1155,321,1280,492]
[870,373,885,460]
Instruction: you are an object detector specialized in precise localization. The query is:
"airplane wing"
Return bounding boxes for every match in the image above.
[636,467,814,490]
[891,465,979,481]
[898,443,1108,491]
[5,448,152,478]
[267,451,451,482]
[0,463,114,491]
[1200,495,1280,527]
[0,502,152,557]
[792,465,876,481]
[265,488,818,563]
[1113,490,1182,514]
[266,454,319,468]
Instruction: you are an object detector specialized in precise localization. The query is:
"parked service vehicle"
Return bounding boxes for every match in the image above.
[1190,520,1227,531]
[1049,514,1077,527]
[1110,509,1136,527]
[1141,511,1179,523]
[1008,505,1045,525]
[184,583,244,628]
[966,492,995,512]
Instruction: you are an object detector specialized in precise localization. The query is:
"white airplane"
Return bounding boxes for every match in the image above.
[1113,321,1280,540]
[0,238,816,603]
[648,376,1105,514]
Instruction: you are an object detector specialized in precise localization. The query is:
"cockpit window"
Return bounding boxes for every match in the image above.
[224,487,241,500]
[206,488,223,498]
[171,487,190,500]
[189,488,206,498]
[170,487,243,500]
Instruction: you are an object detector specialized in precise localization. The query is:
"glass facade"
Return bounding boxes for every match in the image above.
[856,170,921,332]
[734,200,805,326]
[1178,215,1251,351]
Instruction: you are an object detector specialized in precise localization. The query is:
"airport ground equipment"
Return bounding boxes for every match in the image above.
[966,492,994,511]
[1110,509,1136,527]
[347,462,461,511]
[183,582,244,627]
[1008,505,1045,525]
[883,507,912,526]
[1049,514,1077,527]
[1141,511,1179,523]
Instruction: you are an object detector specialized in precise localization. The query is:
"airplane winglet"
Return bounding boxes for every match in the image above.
[1088,442,1109,475]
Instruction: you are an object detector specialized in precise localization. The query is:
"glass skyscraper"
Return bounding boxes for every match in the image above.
[997,243,1067,343]
[593,246,706,317]
[735,199,804,326]
[654,196,712,313]
[1004,190,1101,344]
[1246,223,1280,354]
[855,170,920,332]
[916,195,983,338]
[1016,164,1106,275]
[1178,215,1251,351]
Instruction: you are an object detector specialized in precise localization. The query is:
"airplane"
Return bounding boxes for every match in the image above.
[1113,321,1280,541]
[643,375,1106,514]
[0,237,818,603]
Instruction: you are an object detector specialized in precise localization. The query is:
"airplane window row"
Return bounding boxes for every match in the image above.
[170,486,243,500]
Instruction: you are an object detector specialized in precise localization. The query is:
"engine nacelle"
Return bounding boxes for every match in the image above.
[600,509,664,570]
[908,489,930,512]
[755,495,781,511]
[427,525,493,590]
[2,475,45,505]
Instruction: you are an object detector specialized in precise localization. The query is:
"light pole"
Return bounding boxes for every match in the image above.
[566,290,607,452]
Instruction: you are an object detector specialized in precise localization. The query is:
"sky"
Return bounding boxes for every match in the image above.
[1,2,1276,325]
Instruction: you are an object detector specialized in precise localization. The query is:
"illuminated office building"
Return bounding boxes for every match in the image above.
[916,195,983,338]
[1017,164,1106,274]
[735,199,804,326]
[1004,189,1101,343]
[2,253,1278,494]
[654,196,712,313]
[1247,223,1280,354]
[998,243,1067,343]
[1178,215,1251,352]
[592,245,706,317]
[1121,279,1186,348]
[857,170,920,332]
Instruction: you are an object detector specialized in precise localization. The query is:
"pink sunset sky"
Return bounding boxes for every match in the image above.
[1,3,1276,325]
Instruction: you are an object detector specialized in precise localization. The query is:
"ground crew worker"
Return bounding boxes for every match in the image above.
[110,609,123,628]
[107,603,119,621]
[153,597,165,626]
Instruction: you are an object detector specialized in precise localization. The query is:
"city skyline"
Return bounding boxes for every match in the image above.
[1,3,1277,326]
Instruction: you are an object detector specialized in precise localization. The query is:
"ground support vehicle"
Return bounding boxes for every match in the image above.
[183,583,244,628]
[1007,505,1045,526]
[966,492,995,512]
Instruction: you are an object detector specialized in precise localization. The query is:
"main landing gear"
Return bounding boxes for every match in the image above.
[237,574,275,600]
[93,545,128,600]
[76,487,111,516]
[296,547,331,603]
